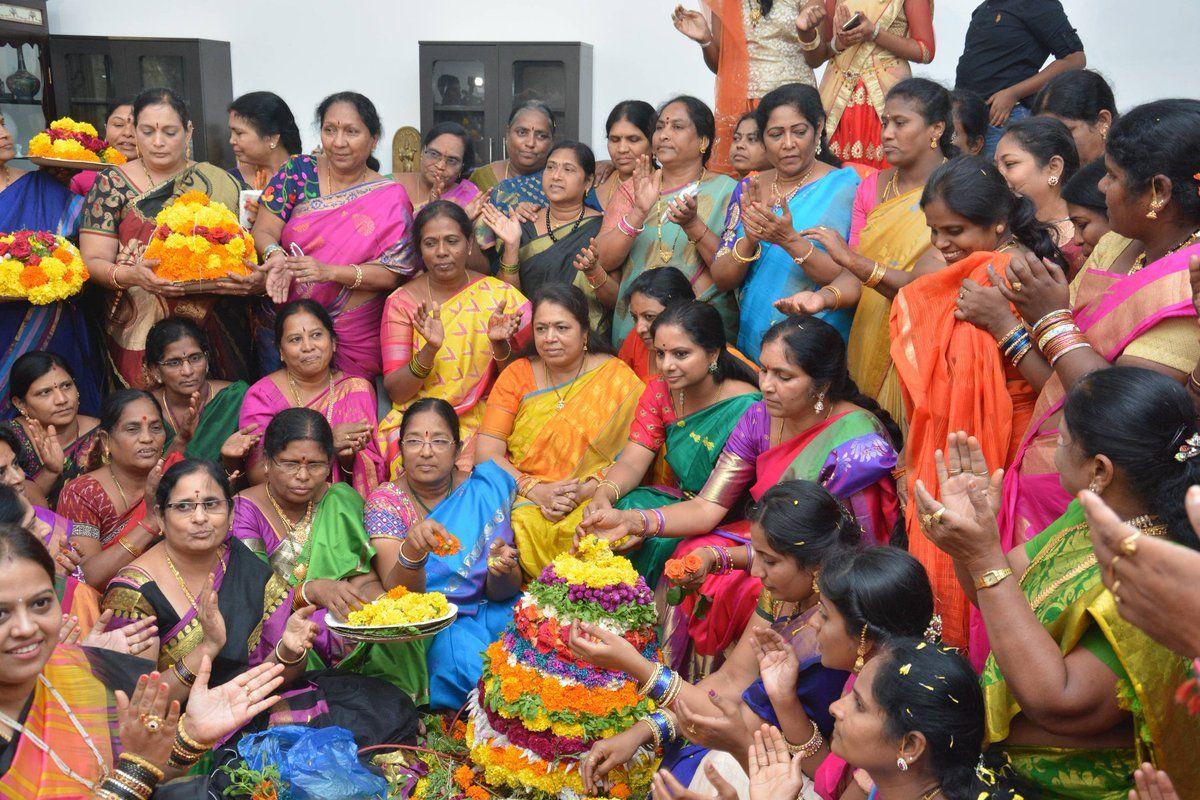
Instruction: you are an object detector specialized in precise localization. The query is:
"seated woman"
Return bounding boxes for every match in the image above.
[394,121,481,212]
[240,299,384,493]
[102,459,419,741]
[830,639,1028,800]
[580,315,900,677]
[995,116,1083,271]
[474,283,643,578]
[59,389,182,590]
[145,316,253,463]
[484,141,609,338]
[231,407,426,700]
[368,398,523,711]
[914,367,1200,798]
[616,267,695,382]
[4,351,100,508]
[377,200,530,477]
[588,300,759,587]
[1061,157,1111,263]
[0,521,290,799]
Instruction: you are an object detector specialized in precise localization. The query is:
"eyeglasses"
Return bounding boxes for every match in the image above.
[158,353,207,370]
[164,499,227,515]
[421,147,463,170]
[400,438,456,453]
[271,458,330,475]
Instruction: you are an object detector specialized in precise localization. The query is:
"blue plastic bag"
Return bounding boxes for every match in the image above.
[236,725,388,800]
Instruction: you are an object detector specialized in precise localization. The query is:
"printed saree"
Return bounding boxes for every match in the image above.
[604,175,739,347]
[516,216,607,338]
[162,380,249,462]
[81,162,256,389]
[486,169,600,215]
[261,154,418,381]
[998,234,1200,549]
[364,460,520,709]
[889,250,1035,649]
[847,181,930,421]
[616,378,760,587]
[982,501,1200,800]
[5,419,100,508]
[0,171,100,416]
[239,372,384,495]
[58,451,184,550]
[232,482,428,701]
[719,169,860,360]
[478,357,643,577]
[33,506,100,631]
[376,275,531,479]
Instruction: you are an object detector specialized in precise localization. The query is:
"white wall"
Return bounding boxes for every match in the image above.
[48,0,1200,165]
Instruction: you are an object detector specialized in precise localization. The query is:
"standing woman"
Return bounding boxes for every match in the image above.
[616,267,696,382]
[227,91,301,194]
[1031,68,1118,165]
[473,284,643,578]
[669,0,816,176]
[377,201,531,478]
[393,122,480,213]
[240,300,384,494]
[711,83,860,362]
[800,0,936,171]
[255,91,417,383]
[471,101,557,212]
[995,116,1082,271]
[728,112,769,180]
[594,101,656,212]
[1061,158,1111,263]
[597,96,738,346]
[484,142,607,336]
[81,87,258,389]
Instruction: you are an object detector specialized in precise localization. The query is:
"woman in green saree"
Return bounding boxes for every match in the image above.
[230,407,429,702]
[585,300,758,587]
[144,316,256,465]
[913,366,1200,800]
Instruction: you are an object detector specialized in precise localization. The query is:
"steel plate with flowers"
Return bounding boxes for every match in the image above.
[326,586,458,643]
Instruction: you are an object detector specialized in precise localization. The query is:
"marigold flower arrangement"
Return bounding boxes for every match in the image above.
[345,588,449,627]
[143,190,257,283]
[0,230,88,305]
[28,117,127,164]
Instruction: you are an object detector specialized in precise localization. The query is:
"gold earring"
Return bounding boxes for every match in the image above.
[1147,189,1161,220]
[1100,126,1109,141]
[930,137,938,149]
[186,138,194,160]
[101,447,111,465]
[1088,477,1102,495]
[811,571,821,596]
[853,625,868,673]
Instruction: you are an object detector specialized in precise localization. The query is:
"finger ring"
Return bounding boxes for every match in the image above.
[920,513,935,528]
[1011,281,1023,292]
[931,507,946,525]
[1119,531,1141,556]
[1111,579,1122,599]
[947,468,962,476]
[140,713,164,731]
[1107,554,1122,582]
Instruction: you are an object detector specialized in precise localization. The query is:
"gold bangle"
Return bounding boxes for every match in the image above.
[491,339,512,362]
[1189,370,1200,394]
[176,713,213,751]
[799,32,823,51]
[792,239,816,265]
[408,355,433,379]
[596,478,622,502]
[108,262,126,290]
[349,263,363,290]
[821,284,842,310]
[274,639,307,666]
[118,536,142,558]
[731,237,761,264]
[500,260,520,274]
[587,269,610,291]
[118,753,165,782]
[862,261,887,289]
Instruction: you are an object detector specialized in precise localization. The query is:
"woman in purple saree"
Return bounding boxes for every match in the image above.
[254,92,418,382]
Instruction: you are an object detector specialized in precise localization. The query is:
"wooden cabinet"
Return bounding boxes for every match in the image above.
[419,42,592,164]
[48,36,233,165]
[0,0,52,161]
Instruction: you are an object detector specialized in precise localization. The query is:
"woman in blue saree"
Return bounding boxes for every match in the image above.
[365,398,522,710]
[711,84,860,362]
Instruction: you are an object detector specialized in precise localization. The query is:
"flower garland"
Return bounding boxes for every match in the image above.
[143,190,257,282]
[0,231,88,305]
[28,117,127,164]
[484,641,646,715]
[479,668,651,740]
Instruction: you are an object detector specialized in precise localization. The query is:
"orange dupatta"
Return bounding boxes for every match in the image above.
[889,251,1034,648]
[703,0,753,176]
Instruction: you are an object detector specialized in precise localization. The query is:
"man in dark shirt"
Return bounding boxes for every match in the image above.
[956,0,1086,156]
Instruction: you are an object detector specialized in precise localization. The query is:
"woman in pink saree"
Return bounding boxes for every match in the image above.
[240,300,384,494]
[254,92,417,382]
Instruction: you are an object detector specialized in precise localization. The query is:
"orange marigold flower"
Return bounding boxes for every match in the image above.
[433,531,462,556]
[465,786,489,800]
[610,783,632,799]
[385,584,409,600]
[453,765,475,789]
[175,190,210,206]
[19,264,48,288]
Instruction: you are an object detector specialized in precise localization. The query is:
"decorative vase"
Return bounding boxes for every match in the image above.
[6,49,40,99]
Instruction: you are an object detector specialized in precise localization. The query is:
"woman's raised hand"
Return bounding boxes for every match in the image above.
[413,300,446,350]
[747,725,806,800]
[801,225,854,266]
[116,672,180,771]
[174,391,203,445]
[197,576,227,657]
[403,518,451,559]
[481,202,522,248]
[1131,764,1182,800]
[463,191,487,224]
[573,237,603,280]
[566,620,640,672]
[220,424,261,463]
[751,627,800,702]
[666,192,700,229]
[912,432,1004,565]
[795,1,827,34]
[279,604,318,660]
[182,655,284,745]
[25,418,65,477]
[141,458,167,532]
[631,154,662,218]
[487,307,522,345]
[69,609,159,658]
[774,290,828,315]
[671,5,713,43]
[992,250,1070,326]
[652,766,737,800]
[331,421,371,457]
[514,201,543,224]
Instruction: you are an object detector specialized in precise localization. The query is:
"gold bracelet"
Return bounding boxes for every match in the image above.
[118,536,142,558]
[786,720,824,758]
[792,239,816,265]
[587,269,610,291]
[731,237,761,264]
[176,713,214,751]
[821,284,843,310]
[491,339,512,362]
[500,260,520,274]
[596,478,622,502]
[109,767,154,797]
[108,262,126,290]
[862,261,887,289]
[274,639,307,666]
[408,355,433,379]
[799,31,823,51]
[349,263,363,290]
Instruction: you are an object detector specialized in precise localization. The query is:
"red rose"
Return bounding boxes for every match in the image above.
[34,232,55,247]
[0,241,11,257]
[155,224,171,239]
[25,254,40,266]
[10,240,32,259]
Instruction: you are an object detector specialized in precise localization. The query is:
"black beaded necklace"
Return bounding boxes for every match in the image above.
[545,203,586,242]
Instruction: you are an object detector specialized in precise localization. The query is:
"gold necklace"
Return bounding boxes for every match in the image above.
[107,465,131,512]
[772,164,815,210]
[164,549,200,610]
[320,155,369,196]
[770,418,793,448]
[1130,228,1200,275]
[545,356,588,411]
[881,169,902,203]
[426,271,469,307]
[286,370,335,421]
[0,675,109,790]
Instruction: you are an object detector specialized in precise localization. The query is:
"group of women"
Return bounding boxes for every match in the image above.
[0,39,1193,800]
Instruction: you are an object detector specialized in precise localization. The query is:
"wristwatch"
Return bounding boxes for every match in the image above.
[975,567,1013,591]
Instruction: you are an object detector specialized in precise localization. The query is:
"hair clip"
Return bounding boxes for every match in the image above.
[1175,432,1200,462]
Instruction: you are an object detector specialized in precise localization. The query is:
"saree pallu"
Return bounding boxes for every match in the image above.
[240,374,384,494]
[5,420,100,508]
[982,502,1200,799]
[618,388,761,587]
[81,163,256,389]
[847,183,929,421]
[604,176,739,347]
[233,483,428,701]
[517,216,608,338]
[480,358,643,577]
[58,451,184,550]
[34,506,100,631]
[719,170,860,360]
[364,460,520,709]
[998,236,1200,549]
[486,170,601,216]
[889,251,1035,650]
[162,380,249,462]
[0,171,101,416]
[469,164,501,197]
[377,276,531,478]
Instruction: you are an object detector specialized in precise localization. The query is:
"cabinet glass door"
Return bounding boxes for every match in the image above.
[511,60,566,134]
[429,58,488,159]
[138,54,185,94]
[60,50,113,132]
[0,42,46,156]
